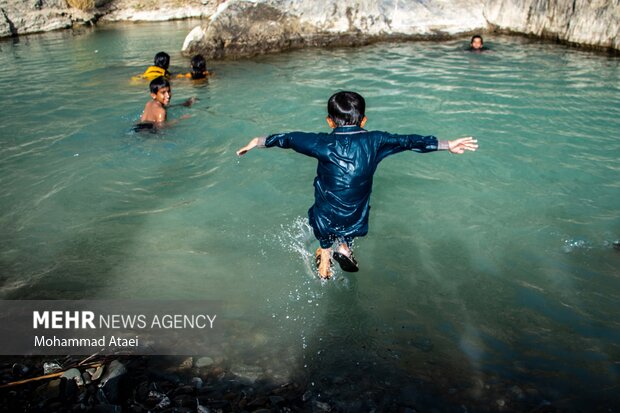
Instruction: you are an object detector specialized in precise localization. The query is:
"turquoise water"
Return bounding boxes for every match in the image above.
[1,21,619,410]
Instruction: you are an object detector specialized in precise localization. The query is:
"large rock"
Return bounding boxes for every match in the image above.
[99,0,216,22]
[484,0,620,50]
[0,0,97,37]
[0,7,14,37]
[182,0,486,58]
[183,0,620,58]
[0,0,211,38]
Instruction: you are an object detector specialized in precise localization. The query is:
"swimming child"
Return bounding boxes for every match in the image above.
[236,91,478,279]
[134,76,195,132]
[141,51,171,80]
[177,55,211,80]
[469,35,485,51]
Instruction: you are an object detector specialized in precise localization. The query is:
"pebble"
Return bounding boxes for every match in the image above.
[191,376,204,389]
[179,356,193,369]
[87,365,105,381]
[195,356,214,368]
[174,394,197,408]
[43,362,62,374]
[61,368,84,385]
[314,400,332,411]
[148,390,171,409]
[99,360,126,386]
[11,363,29,376]
[82,371,92,385]
[270,395,285,405]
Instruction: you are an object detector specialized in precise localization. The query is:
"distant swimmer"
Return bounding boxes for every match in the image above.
[236,91,478,279]
[469,35,485,52]
[177,55,212,80]
[135,51,171,81]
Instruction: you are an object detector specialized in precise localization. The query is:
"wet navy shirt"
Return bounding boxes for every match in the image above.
[265,125,439,247]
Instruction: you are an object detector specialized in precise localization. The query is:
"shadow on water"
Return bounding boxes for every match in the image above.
[280,236,620,412]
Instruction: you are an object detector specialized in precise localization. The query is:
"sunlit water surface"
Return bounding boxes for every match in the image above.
[1,21,619,411]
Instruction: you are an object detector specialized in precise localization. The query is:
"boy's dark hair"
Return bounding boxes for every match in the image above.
[327,91,366,127]
[190,55,207,79]
[149,76,170,94]
[470,35,483,45]
[154,51,170,69]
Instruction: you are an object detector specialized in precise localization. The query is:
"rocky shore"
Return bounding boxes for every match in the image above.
[1,0,618,55]
[0,0,219,38]
[1,354,591,412]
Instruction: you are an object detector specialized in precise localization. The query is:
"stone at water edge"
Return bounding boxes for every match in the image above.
[61,368,84,386]
[195,356,214,368]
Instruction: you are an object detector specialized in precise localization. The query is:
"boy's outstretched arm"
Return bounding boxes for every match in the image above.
[442,137,478,154]
[169,96,197,108]
[236,136,267,156]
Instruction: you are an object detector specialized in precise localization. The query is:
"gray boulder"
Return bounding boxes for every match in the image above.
[484,0,620,50]
[183,0,620,58]
[182,0,486,58]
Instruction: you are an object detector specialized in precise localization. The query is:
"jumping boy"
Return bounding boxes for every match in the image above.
[135,76,194,131]
[236,91,478,279]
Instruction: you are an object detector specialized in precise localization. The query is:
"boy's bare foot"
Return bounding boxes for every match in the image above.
[315,247,332,279]
[333,243,359,272]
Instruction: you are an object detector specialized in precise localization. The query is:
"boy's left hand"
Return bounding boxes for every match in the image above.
[448,137,478,154]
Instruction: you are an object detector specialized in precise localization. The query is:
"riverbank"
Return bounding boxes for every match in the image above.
[1,0,618,55]
[4,354,611,412]
[0,0,218,38]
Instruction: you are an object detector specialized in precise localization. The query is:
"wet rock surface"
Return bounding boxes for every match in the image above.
[182,0,620,58]
[484,0,620,51]
[2,0,618,53]
[0,0,217,38]
[1,354,617,412]
[181,0,486,59]
[0,0,100,37]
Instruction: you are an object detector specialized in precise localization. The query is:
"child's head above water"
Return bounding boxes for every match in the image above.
[154,51,170,69]
[190,55,207,79]
[470,35,484,50]
[149,76,171,106]
[149,76,170,94]
[327,91,366,127]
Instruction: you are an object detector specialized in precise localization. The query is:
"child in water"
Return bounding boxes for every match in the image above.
[134,76,194,131]
[237,91,478,279]
[177,55,211,80]
[141,51,171,80]
[469,35,485,51]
